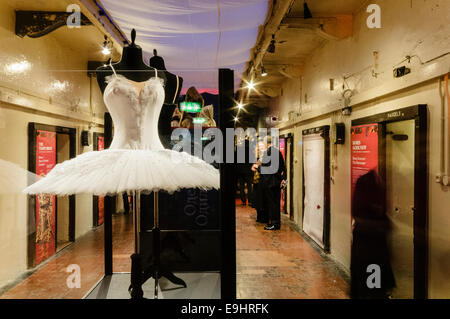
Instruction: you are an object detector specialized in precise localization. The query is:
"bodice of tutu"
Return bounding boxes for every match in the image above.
[104,73,165,150]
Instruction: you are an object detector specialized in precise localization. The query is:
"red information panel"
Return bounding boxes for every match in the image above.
[97,136,105,225]
[279,138,286,213]
[350,123,379,197]
[35,130,57,265]
[280,138,286,160]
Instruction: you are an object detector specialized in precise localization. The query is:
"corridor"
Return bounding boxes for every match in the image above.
[236,205,349,299]
[0,213,134,299]
[1,204,348,299]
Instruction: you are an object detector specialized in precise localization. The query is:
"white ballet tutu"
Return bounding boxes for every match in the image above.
[23,149,219,196]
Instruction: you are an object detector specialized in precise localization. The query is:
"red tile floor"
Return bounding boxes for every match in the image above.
[0,213,134,299]
[236,204,349,299]
[0,204,349,299]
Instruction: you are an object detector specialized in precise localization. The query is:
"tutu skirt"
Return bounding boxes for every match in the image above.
[23,149,220,196]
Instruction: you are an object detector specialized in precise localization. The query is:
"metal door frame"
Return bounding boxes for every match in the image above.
[351,104,428,299]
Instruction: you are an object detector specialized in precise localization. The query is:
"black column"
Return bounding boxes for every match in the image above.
[104,112,113,276]
[219,68,236,299]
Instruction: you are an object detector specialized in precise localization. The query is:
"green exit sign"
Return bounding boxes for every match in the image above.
[180,101,202,113]
[193,117,206,124]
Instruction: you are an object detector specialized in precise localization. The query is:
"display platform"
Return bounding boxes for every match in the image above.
[84,272,220,299]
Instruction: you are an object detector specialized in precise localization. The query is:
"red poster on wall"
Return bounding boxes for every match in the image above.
[279,138,286,213]
[97,136,105,225]
[35,130,57,265]
[350,123,379,197]
[279,138,286,160]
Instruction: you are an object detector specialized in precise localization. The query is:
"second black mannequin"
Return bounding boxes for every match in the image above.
[150,49,183,149]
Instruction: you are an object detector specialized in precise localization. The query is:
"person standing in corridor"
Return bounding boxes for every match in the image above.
[253,136,286,230]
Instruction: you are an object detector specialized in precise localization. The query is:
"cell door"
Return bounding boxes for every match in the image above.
[302,126,330,251]
[56,133,71,252]
[385,119,415,298]
[351,104,428,299]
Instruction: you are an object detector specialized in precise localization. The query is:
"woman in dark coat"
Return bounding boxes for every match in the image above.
[351,169,395,299]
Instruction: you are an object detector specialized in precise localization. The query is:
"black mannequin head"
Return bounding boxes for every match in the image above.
[120,29,145,67]
[149,49,166,71]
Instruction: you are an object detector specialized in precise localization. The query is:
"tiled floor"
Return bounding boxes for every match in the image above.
[1,204,349,299]
[0,213,134,299]
[236,204,349,299]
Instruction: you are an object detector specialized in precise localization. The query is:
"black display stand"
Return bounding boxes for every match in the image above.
[218,68,236,299]
[129,192,187,299]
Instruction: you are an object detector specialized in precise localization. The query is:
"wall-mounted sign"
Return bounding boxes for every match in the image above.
[180,101,202,113]
[350,123,379,197]
[35,130,56,265]
[279,137,286,213]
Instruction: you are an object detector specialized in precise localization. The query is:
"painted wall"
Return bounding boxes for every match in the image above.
[275,0,450,298]
[0,1,105,289]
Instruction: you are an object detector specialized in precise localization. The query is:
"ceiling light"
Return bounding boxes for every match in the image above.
[234,117,239,122]
[304,1,312,19]
[102,35,111,55]
[246,80,255,90]
[5,60,31,74]
[261,64,268,77]
[237,102,243,109]
[267,34,275,53]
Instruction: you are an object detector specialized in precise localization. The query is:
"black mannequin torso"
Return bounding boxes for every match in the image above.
[149,50,183,105]
[96,30,167,93]
[149,50,184,149]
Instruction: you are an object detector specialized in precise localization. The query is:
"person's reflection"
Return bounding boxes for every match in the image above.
[351,169,395,299]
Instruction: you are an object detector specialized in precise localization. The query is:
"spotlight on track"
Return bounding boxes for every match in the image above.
[304,1,312,19]
[261,64,268,77]
[102,35,111,55]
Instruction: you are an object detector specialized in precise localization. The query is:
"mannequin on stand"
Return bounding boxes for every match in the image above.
[26,28,220,300]
[96,29,172,299]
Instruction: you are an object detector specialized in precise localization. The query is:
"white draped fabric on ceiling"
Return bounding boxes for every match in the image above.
[100,0,268,94]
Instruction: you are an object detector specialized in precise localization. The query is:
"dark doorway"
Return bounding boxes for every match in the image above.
[27,123,76,267]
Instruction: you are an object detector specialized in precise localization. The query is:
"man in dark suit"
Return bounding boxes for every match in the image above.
[253,136,286,230]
